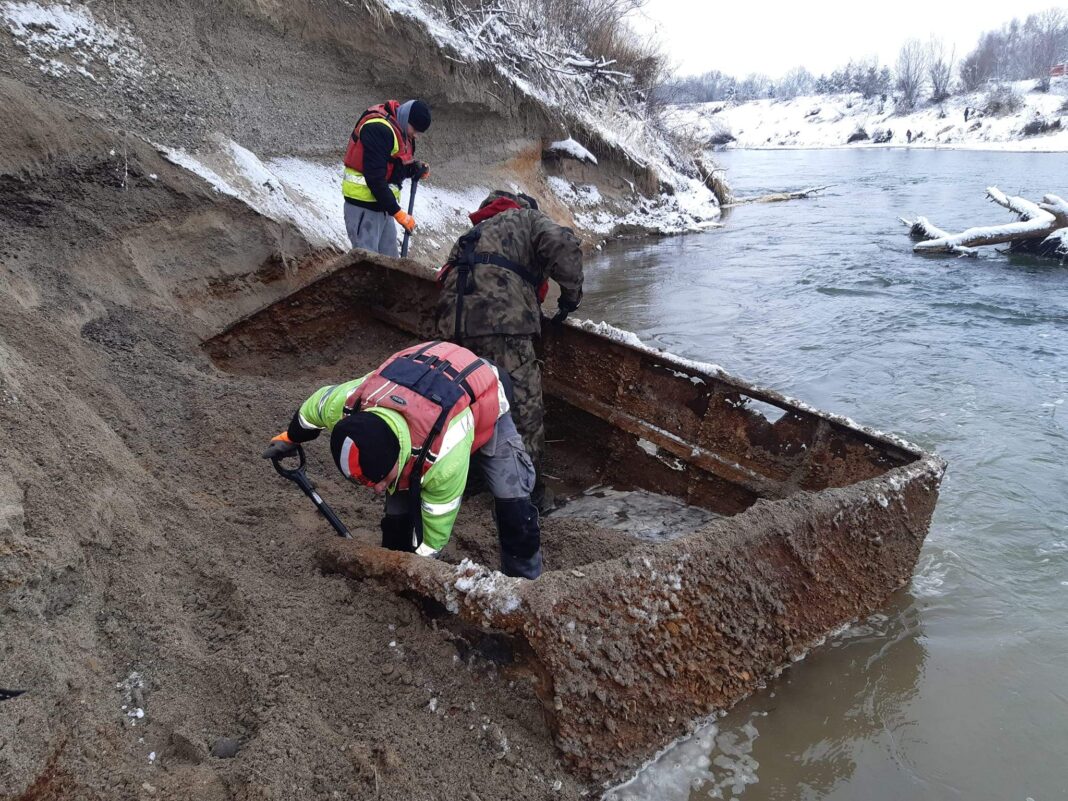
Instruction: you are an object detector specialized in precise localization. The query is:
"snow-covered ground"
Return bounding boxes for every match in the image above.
[670,79,1068,151]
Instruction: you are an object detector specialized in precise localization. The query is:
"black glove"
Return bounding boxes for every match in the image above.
[262,434,298,460]
[551,298,579,325]
[413,161,430,180]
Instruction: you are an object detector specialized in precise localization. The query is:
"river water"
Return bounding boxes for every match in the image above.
[592,149,1068,801]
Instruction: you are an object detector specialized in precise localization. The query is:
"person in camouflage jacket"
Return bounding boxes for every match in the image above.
[434,190,583,511]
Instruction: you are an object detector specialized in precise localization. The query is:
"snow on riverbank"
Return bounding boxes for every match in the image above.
[670,79,1068,151]
[164,136,721,252]
[163,138,494,255]
[547,175,722,236]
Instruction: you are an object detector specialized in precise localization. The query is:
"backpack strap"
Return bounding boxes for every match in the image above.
[452,229,482,344]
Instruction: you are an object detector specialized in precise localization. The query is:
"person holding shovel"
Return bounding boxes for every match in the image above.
[341,99,431,256]
[263,341,544,579]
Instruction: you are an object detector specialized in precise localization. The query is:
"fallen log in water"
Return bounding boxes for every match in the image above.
[903,186,1067,261]
[725,184,833,207]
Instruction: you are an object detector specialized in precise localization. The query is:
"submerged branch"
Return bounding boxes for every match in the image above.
[724,185,833,207]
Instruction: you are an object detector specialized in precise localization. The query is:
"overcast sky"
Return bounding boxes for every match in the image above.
[634,0,1065,78]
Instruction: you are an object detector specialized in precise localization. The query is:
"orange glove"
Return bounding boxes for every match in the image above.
[262,431,297,460]
[393,210,416,233]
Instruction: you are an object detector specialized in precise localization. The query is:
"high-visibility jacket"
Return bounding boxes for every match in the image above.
[342,101,414,204]
[293,343,510,551]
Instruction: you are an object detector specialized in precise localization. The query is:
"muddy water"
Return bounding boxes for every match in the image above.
[591,149,1068,801]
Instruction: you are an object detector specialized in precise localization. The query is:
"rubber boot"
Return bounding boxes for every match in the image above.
[495,498,543,579]
[380,513,416,553]
[531,479,555,516]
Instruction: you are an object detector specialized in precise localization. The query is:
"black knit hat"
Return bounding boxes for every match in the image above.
[408,100,432,133]
[330,412,400,485]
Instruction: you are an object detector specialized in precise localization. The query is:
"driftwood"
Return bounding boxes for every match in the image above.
[903,187,1068,261]
[724,185,833,207]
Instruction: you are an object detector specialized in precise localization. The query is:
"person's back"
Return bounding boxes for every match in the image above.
[433,190,583,511]
[434,195,583,341]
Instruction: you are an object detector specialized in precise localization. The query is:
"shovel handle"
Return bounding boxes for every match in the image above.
[271,444,307,479]
[272,446,352,539]
[400,176,419,258]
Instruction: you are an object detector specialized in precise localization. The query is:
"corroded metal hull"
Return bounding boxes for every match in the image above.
[206,251,945,782]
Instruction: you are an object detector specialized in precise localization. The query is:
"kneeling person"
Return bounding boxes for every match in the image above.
[263,341,543,579]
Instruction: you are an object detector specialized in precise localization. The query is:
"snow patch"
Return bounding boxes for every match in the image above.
[547,175,721,235]
[549,136,598,164]
[445,558,522,619]
[0,1,149,82]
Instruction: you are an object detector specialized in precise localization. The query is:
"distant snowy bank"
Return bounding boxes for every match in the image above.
[670,79,1068,152]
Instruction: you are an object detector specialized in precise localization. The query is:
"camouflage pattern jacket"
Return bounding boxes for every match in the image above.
[435,208,583,339]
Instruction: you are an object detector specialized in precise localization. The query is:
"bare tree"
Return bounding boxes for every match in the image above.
[927,37,955,101]
[1021,8,1068,91]
[960,32,999,91]
[777,66,815,99]
[896,38,928,109]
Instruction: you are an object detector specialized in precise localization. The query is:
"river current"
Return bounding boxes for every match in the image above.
[592,149,1068,801]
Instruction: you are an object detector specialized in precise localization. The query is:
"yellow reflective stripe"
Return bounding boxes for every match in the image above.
[421,497,462,516]
[359,117,400,156]
[342,167,402,202]
[342,169,368,186]
[430,411,473,461]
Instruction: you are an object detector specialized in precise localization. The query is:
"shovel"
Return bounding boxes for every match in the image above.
[272,445,351,539]
[0,689,25,701]
[400,176,420,258]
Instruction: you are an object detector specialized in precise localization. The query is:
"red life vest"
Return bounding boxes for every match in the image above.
[343,101,415,181]
[343,342,502,490]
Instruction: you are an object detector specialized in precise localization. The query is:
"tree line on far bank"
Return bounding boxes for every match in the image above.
[663,7,1068,110]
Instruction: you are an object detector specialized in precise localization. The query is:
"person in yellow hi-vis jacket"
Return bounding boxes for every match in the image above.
[263,341,543,579]
[341,99,431,255]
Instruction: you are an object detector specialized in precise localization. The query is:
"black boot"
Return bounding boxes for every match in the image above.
[380,513,415,552]
[494,498,543,579]
[531,480,556,515]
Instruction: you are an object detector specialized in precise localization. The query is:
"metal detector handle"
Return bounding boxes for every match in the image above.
[272,445,352,539]
[400,176,419,258]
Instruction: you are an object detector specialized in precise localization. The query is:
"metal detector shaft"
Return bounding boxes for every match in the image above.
[400,176,419,258]
[272,446,352,538]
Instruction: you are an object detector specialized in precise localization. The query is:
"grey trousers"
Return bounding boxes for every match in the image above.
[384,413,536,519]
[344,202,399,257]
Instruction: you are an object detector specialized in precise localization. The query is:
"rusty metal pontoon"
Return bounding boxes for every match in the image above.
[205,252,945,782]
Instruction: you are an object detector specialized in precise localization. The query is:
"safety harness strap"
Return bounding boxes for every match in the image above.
[471,252,540,288]
[404,353,488,546]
